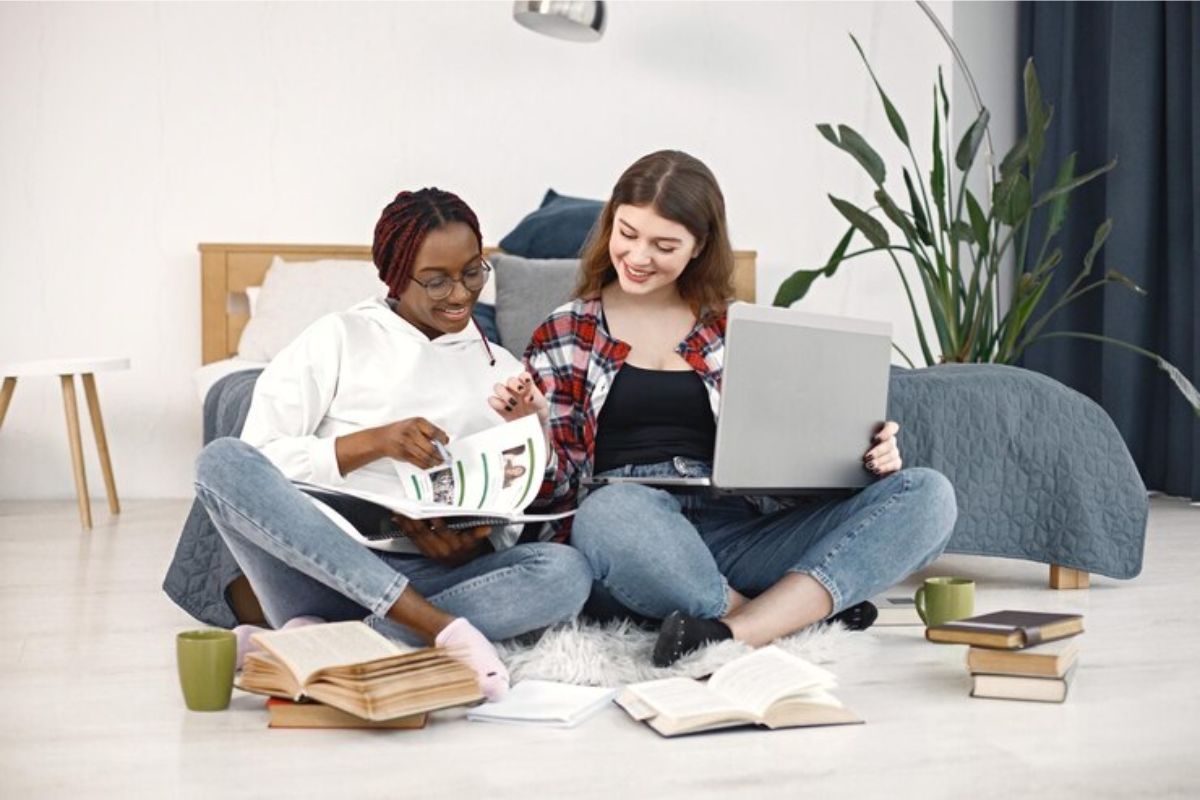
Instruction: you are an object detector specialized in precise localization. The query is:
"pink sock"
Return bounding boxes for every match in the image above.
[232,624,266,670]
[434,617,509,701]
[233,616,324,670]
[281,615,323,630]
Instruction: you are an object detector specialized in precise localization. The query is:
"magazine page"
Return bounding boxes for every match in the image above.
[393,413,546,515]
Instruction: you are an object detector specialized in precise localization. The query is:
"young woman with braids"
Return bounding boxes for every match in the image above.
[194,188,591,699]
[497,151,958,667]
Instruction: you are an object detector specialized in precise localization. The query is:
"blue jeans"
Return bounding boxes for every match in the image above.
[572,457,957,620]
[194,438,592,644]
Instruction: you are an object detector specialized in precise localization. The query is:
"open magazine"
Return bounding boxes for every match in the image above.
[294,414,572,543]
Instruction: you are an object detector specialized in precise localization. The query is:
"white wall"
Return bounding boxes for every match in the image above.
[0,1,1016,500]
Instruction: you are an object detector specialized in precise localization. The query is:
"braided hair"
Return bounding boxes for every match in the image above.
[372,188,483,298]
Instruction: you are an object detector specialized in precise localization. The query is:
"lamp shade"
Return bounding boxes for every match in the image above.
[512,1,606,42]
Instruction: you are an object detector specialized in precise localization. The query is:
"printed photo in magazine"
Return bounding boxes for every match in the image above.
[293,414,572,547]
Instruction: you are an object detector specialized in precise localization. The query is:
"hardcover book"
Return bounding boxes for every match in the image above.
[266,698,428,730]
[971,666,1077,703]
[967,637,1080,678]
[926,610,1083,649]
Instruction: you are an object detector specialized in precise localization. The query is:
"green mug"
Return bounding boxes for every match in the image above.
[914,577,975,628]
[176,629,236,711]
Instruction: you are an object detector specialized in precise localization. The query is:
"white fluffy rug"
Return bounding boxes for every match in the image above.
[496,619,879,686]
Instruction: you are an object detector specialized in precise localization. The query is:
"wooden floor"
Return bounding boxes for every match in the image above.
[1,497,1197,798]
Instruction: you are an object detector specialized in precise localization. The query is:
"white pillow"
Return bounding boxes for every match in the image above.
[236,256,388,361]
[245,286,261,317]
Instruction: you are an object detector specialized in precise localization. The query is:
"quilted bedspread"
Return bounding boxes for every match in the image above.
[887,363,1147,579]
[164,363,1148,627]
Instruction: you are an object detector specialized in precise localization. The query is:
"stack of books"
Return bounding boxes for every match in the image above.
[926,610,1084,703]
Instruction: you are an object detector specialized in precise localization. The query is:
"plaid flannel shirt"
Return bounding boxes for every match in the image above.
[524,297,727,541]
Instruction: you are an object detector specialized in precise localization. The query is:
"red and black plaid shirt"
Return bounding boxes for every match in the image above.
[524,297,727,541]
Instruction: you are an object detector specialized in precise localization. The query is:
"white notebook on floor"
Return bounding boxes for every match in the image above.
[466,680,616,728]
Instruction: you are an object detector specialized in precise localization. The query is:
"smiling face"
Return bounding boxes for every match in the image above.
[394,221,484,339]
[608,203,703,299]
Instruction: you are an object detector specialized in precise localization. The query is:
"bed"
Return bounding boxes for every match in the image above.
[164,242,1147,628]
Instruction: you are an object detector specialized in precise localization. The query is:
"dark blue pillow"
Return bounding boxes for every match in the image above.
[499,189,604,259]
[471,302,502,344]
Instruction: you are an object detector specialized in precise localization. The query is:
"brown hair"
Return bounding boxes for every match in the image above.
[575,150,735,316]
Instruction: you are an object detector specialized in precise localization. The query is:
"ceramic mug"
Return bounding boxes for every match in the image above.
[176,629,236,711]
[914,577,975,627]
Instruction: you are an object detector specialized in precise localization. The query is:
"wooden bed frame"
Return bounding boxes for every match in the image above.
[200,243,758,366]
[198,242,1087,592]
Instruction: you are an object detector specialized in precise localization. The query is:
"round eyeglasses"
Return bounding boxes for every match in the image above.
[409,259,493,301]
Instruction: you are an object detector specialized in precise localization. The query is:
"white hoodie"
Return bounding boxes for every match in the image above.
[240,297,528,551]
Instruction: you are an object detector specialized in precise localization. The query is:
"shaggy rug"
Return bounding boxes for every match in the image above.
[495,619,880,686]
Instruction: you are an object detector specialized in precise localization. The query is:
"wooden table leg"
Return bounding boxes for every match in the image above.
[0,377,16,429]
[82,373,120,515]
[60,374,92,529]
[1049,564,1090,589]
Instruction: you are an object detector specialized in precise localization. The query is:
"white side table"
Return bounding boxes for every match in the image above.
[0,357,130,528]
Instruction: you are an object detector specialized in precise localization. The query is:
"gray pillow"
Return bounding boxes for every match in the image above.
[493,253,581,357]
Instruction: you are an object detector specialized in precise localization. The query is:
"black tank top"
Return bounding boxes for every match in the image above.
[592,364,716,474]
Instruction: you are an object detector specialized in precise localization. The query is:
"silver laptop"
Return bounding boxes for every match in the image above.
[583,303,892,495]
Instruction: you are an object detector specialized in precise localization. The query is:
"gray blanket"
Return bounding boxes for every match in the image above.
[163,364,1147,627]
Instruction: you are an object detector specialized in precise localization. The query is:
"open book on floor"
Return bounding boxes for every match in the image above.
[615,646,861,737]
[295,414,573,540]
[236,621,482,722]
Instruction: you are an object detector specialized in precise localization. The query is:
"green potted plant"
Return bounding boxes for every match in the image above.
[775,35,1199,416]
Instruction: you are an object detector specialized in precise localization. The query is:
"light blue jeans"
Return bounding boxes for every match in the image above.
[194,438,592,644]
[572,457,958,620]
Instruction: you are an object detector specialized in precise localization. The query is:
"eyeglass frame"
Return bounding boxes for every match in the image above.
[408,258,493,301]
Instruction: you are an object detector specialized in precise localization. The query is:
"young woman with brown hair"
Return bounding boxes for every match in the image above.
[496,151,958,666]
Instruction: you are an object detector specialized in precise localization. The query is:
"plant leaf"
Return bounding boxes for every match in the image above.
[1105,268,1147,295]
[937,66,950,120]
[850,34,910,147]
[1034,157,1118,208]
[816,123,887,186]
[829,195,890,248]
[1046,153,1077,238]
[875,189,918,242]
[965,189,990,254]
[1082,218,1113,275]
[903,168,933,246]
[950,220,975,244]
[816,123,840,148]
[999,136,1029,180]
[773,226,856,307]
[837,125,886,186]
[773,268,827,308]
[996,173,1031,225]
[1024,58,1046,169]
[1032,247,1063,277]
[931,95,947,230]
[955,106,991,172]
[823,225,856,275]
[1028,332,1200,417]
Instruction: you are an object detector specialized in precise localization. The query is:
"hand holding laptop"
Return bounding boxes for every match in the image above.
[863,421,902,477]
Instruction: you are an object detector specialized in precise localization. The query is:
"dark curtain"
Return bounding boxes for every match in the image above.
[1017,1,1199,501]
